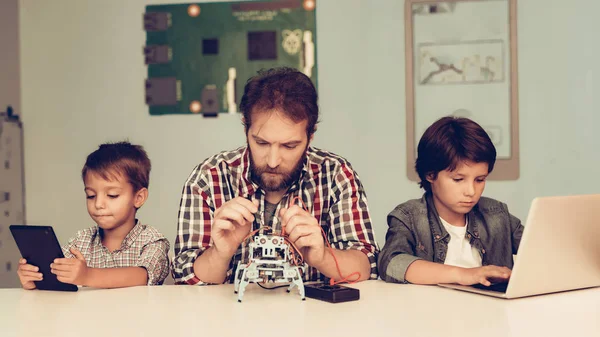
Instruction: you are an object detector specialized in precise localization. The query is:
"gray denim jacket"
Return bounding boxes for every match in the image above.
[378,193,523,283]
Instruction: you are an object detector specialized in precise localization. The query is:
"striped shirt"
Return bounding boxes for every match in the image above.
[61,220,170,285]
[173,146,379,285]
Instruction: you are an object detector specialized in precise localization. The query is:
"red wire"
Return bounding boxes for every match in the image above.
[287,196,361,285]
[243,225,305,266]
[243,195,363,284]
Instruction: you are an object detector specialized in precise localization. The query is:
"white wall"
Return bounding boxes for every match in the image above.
[0,0,23,288]
[18,0,600,258]
[0,0,20,115]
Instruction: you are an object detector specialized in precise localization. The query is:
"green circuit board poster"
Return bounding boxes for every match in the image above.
[144,0,317,116]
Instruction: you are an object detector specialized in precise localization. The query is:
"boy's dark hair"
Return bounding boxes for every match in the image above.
[240,67,319,137]
[415,116,496,193]
[82,141,151,192]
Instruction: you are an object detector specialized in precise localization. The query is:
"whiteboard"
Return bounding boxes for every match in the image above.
[405,0,519,180]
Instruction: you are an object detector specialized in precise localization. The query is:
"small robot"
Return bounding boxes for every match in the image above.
[234,230,307,302]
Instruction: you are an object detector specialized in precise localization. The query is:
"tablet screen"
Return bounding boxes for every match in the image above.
[10,225,78,292]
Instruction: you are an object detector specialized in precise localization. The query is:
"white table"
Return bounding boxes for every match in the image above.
[1,281,598,337]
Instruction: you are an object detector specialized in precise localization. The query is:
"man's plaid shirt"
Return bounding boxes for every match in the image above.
[61,220,170,285]
[173,146,379,285]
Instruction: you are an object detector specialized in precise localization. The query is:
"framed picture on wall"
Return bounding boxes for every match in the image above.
[405,0,519,180]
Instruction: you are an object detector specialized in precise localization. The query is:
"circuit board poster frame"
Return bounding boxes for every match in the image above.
[144,0,318,117]
[404,0,519,181]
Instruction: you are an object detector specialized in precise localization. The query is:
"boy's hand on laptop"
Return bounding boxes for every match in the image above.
[17,258,42,290]
[50,248,89,286]
[459,265,511,286]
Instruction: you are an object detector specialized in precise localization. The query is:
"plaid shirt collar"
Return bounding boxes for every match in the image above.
[91,219,143,251]
[239,146,311,196]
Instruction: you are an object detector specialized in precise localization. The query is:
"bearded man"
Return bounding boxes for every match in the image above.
[173,67,379,285]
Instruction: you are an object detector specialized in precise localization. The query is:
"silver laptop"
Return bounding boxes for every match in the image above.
[439,194,600,299]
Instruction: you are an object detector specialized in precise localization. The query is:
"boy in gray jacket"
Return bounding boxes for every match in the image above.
[379,116,523,286]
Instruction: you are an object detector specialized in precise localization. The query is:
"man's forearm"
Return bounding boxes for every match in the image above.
[313,249,371,282]
[192,247,233,284]
[84,267,148,288]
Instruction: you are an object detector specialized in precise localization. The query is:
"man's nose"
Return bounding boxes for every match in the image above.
[266,147,281,168]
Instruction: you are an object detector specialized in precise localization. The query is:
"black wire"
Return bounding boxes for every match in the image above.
[257,283,290,290]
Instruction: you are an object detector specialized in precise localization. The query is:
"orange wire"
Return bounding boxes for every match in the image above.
[243,225,305,266]
[283,237,304,265]
[244,195,363,284]
[242,226,271,242]
[287,196,361,285]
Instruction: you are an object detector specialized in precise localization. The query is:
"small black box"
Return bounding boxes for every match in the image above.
[305,283,360,303]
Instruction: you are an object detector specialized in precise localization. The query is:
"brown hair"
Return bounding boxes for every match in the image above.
[240,67,319,136]
[82,141,151,192]
[415,116,496,193]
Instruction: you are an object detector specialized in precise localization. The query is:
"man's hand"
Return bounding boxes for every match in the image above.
[458,265,511,286]
[280,205,325,267]
[17,258,42,290]
[212,197,258,259]
[50,248,89,286]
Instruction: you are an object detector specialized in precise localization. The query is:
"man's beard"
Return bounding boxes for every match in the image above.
[249,146,306,192]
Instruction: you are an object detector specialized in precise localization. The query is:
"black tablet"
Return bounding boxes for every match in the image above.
[10,225,78,292]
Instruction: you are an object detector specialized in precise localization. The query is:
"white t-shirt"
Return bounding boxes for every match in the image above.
[440,217,482,268]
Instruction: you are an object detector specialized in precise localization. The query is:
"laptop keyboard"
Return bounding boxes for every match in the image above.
[472,282,509,293]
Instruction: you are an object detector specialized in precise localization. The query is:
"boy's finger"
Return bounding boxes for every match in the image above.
[51,269,69,277]
[56,276,76,285]
[70,248,85,261]
[53,258,76,265]
[23,285,37,290]
[19,258,26,264]
[56,276,71,284]
[19,264,39,272]
[50,263,72,272]
[492,269,508,278]
[20,271,43,279]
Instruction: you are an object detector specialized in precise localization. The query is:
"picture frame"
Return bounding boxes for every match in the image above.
[405,0,519,180]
